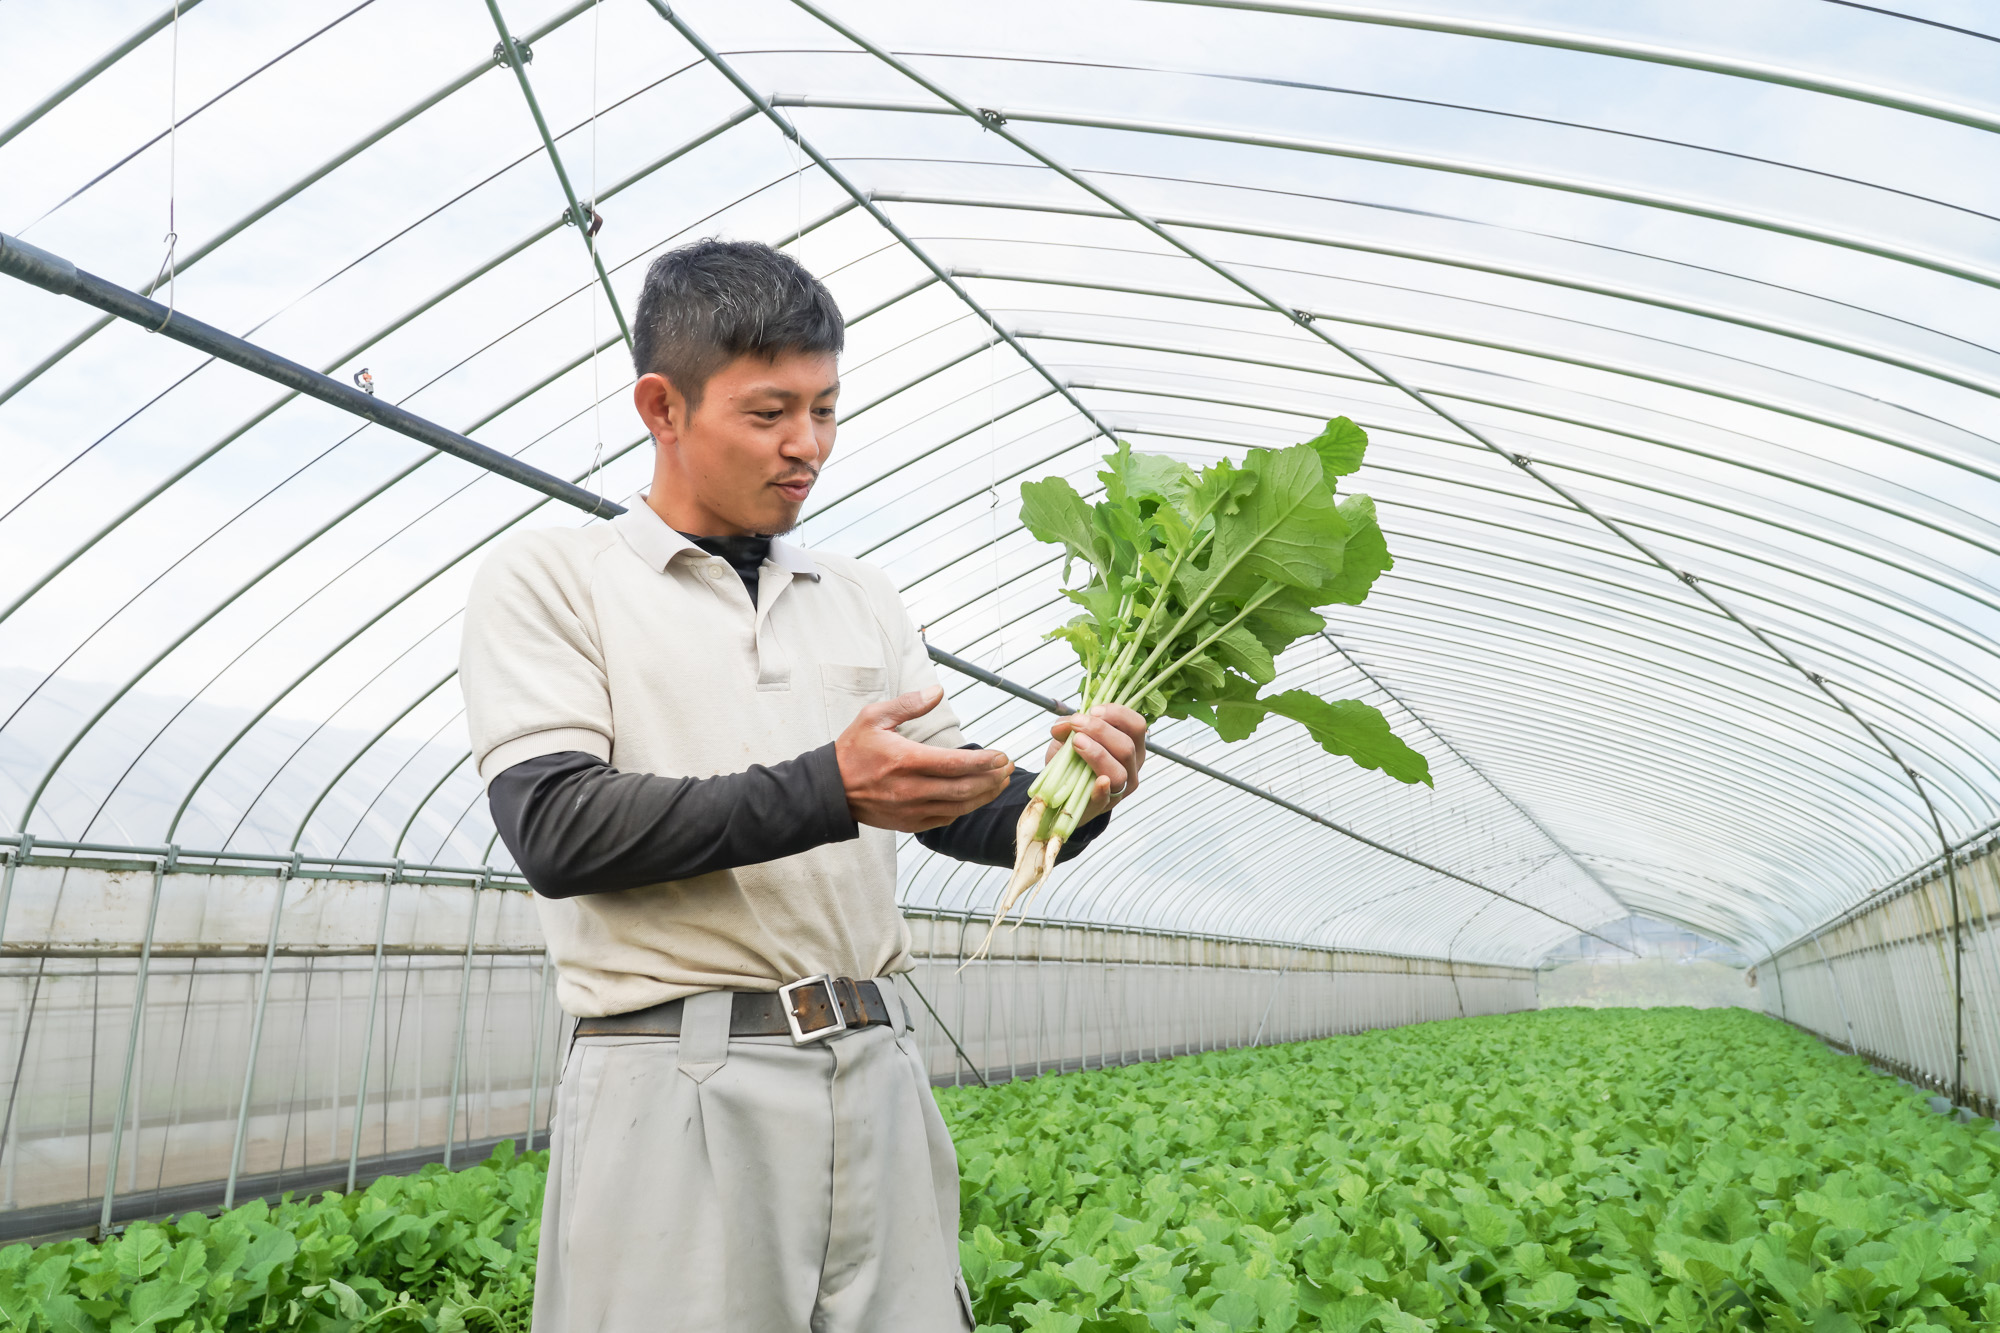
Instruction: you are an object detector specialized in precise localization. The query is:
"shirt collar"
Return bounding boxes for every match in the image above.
[612,492,820,579]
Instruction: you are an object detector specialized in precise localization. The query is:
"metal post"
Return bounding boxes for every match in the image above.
[0,835,30,952]
[443,874,484,1170]
[1808,927,1859,1054]
[1949,852,1967,1107]
[226,855,293,1210]
[526,949,553,1152]
[346,864,398,1193]
[98,854,167,1235]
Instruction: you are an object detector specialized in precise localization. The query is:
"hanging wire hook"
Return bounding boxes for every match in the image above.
[150,1,182,333]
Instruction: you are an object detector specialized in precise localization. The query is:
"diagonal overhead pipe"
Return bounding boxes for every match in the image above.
[0,233,619,517]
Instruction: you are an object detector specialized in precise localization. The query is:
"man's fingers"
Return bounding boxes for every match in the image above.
[867,686,944,728]
[896,742,1012,778]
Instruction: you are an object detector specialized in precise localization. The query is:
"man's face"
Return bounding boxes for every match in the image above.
[636,350,839,536]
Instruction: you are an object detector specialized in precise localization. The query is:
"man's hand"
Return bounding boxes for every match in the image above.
[837,687,1014,832]
[1048,703,1147,827]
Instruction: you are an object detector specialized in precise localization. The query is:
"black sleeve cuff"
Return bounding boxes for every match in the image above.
[916,748,1112,868]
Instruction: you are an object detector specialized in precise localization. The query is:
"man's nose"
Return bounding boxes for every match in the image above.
[779,411,822,460]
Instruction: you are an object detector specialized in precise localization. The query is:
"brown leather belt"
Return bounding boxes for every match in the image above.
[573,975,895,1045]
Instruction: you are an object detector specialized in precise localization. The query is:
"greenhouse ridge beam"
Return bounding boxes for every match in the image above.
[0,233,621,519]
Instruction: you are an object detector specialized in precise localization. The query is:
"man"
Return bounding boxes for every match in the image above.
[459,238,1146,1333]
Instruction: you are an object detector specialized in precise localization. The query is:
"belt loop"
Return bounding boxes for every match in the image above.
[677,990,732,1084]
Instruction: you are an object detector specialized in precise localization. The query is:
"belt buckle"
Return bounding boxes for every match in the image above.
[778,974,849,1045]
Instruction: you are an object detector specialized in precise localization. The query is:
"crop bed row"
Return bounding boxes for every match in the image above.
[1,1007,1993,1330]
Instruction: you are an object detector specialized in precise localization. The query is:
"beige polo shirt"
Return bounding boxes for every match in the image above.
[459,495,967,1017]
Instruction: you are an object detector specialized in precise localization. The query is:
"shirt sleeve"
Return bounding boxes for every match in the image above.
[488,748,859,898]
[915,746,1110,868]
[461,533,617,781]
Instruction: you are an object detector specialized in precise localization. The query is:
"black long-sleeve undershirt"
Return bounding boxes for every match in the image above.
[489,747,1107,899]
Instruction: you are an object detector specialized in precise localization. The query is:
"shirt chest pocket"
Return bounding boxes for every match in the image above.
[820,663,888,732]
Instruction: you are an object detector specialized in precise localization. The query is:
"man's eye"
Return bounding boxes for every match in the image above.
[755,410,783,421]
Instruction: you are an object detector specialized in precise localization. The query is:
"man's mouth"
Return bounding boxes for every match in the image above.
[772,475,815,503]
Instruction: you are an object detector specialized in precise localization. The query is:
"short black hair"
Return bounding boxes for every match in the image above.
[630,239,844,413]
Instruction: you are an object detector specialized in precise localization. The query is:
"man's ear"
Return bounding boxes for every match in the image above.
[634,372,684,446]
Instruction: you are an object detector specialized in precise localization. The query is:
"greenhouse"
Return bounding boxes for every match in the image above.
[0,0,1996,1328]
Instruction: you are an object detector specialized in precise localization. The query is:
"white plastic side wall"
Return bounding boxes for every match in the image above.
[1761,844,2000,1117]
[0,866,1534,1234]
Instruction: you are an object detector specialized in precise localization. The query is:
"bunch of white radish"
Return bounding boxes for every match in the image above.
[974,421,1431,957]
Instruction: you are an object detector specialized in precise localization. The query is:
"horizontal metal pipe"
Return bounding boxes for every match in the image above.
[0,232,625,521]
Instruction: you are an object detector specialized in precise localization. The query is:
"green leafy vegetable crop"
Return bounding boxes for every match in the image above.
[10,1010,1993,1331]
[991,421,1431,947]
[945,1007,2000,1332]
[0,1141,545,1332]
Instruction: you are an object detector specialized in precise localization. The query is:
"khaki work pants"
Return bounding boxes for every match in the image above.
[531,978,977,1333]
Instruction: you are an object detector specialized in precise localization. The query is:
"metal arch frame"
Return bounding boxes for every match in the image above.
[941,582,1918,901]
[1062,381,2000,685]
[331,704,474,861]
[1135,0,2000,137]
[869,191,2000,419]
[1081,383,2000,683]
[911,537,1922,901]
[943,245,2000,471]
[861,184,2000,392]
[957,267,2000,527]
[0,1,212,151]
[970,292,2000,569]
[872,424,1991,828]
[1016,321,2000,533]
[768,94,2000,293]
